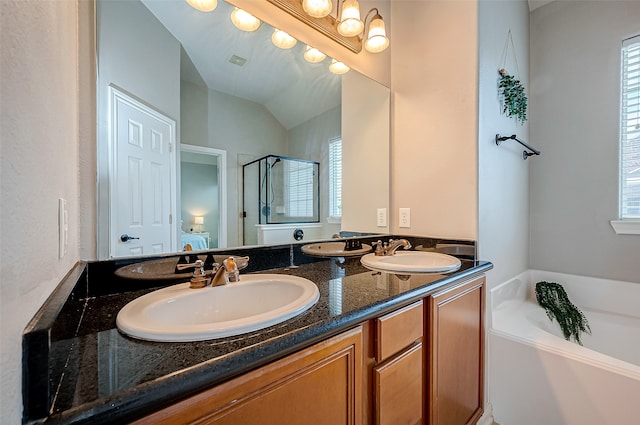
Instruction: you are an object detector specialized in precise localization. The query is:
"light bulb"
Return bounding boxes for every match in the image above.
[329,59,350,74]
[364,14,389,53]
[304,45,327,63]
[230,8,261,32]
[338,0,363,37]
[302,0,333,18]
[272,29,297,49]
[185,0,217,12]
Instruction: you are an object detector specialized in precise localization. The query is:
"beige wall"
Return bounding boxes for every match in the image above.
[390,0,479,240]
[0,0,83,422]
[342,71,390,233]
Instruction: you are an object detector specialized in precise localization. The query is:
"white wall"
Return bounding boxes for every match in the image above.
[180,161,219,247]
[288,105,341,238]
[477,1,531,421]
[390,0,478,240]
[478,0,530,289]
[207,89,288,246]
[0,1,82,422]
[529,1,640,283]
[96,0,181,258]
[181,79,209,147]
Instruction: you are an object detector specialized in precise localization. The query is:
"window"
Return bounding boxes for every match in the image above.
[329,138,342,220]
[619,35,640,220]
[285,160,315,217]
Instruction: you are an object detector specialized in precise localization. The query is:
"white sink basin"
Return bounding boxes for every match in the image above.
[301,241,372,257]
[116,274,320,342]
[360,251,461,273]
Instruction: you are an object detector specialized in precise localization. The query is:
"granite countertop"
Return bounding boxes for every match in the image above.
[25,238,492,425]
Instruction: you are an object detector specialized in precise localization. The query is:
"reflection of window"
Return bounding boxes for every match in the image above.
[285,160,314,217]
[329,138,342,219]
[620,35,640,219]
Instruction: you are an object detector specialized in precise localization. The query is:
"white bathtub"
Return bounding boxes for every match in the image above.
[489,270,640,425]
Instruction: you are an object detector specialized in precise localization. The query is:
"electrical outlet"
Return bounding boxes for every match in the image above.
[376,208,387,227]
[399,208,411,228]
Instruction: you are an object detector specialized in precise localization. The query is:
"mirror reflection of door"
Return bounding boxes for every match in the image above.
[179,145,227,250]
[109,87,177,258]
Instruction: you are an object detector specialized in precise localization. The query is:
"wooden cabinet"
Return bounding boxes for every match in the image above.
[428,276,485,425]
[134,326,363,425]
[373,301,424,425]
[134,274,485,425]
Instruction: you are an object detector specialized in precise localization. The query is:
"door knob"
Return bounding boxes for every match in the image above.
[120,234,140,242]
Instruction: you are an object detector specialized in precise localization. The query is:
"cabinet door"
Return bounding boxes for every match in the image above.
[374,342,423,425]
[134,326,362,425]
[428,276,485,425]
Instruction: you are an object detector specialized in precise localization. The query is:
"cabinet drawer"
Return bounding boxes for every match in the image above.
[376,301,423,362]
[374,342,423,425]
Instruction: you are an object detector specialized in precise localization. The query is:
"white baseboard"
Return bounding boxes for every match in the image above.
[476,403,494,425]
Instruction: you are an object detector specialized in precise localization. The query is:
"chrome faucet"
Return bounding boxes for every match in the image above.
[374,239,412,256]
[188,256,249,289]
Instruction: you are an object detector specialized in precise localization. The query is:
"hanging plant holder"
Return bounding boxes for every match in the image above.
[498,30,528,125]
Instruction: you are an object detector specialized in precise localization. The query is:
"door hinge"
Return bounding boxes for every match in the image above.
[169,214,173,224]
[168,143,173,153]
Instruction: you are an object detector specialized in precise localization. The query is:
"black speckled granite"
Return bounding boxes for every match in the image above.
[23,236,491,425]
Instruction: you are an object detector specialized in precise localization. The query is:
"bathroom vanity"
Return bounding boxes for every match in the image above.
[23,236,490,424]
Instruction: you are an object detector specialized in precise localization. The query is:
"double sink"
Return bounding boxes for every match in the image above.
[116,241,461,343]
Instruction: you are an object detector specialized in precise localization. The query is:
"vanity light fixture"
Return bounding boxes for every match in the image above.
[303,45,327,63]
[302,0,333,18]
[337,0,363,37]
[339,4,389,53]
[329,59,349,74]
[230,7,261,32]
[363,9,389,53]
[185,0,217,12]
[266,0,389,54]
[272,29,298,49]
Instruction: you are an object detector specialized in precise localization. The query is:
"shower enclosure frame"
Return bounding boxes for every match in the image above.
[242,155,320,244]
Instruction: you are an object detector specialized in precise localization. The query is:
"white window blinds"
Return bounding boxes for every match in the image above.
[620,35,640,219]
[329,138,342,218]
[285,160,314,217]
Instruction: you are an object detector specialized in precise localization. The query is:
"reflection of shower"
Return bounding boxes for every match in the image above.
[242,154,319,246]
[261,157,281,216]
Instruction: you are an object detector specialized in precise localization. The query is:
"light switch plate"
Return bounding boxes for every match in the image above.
[376,208,387,227]
[399,208,411,228]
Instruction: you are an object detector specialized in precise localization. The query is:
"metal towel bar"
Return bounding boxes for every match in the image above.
[495,134,541,160]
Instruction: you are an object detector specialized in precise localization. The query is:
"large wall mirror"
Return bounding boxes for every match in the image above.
[96,0,390,259]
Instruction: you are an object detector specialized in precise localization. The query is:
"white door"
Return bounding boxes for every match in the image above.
[109,87,176,258]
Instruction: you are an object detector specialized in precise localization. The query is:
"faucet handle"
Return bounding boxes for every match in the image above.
[373,240,384,256]
[223,257,240,283]
[189,260,210,289]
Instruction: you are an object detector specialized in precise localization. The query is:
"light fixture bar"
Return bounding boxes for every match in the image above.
[266,0,362,53]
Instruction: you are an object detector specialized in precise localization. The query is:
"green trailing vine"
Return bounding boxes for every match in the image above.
[535,281,591,345]
[498,68,528,125]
